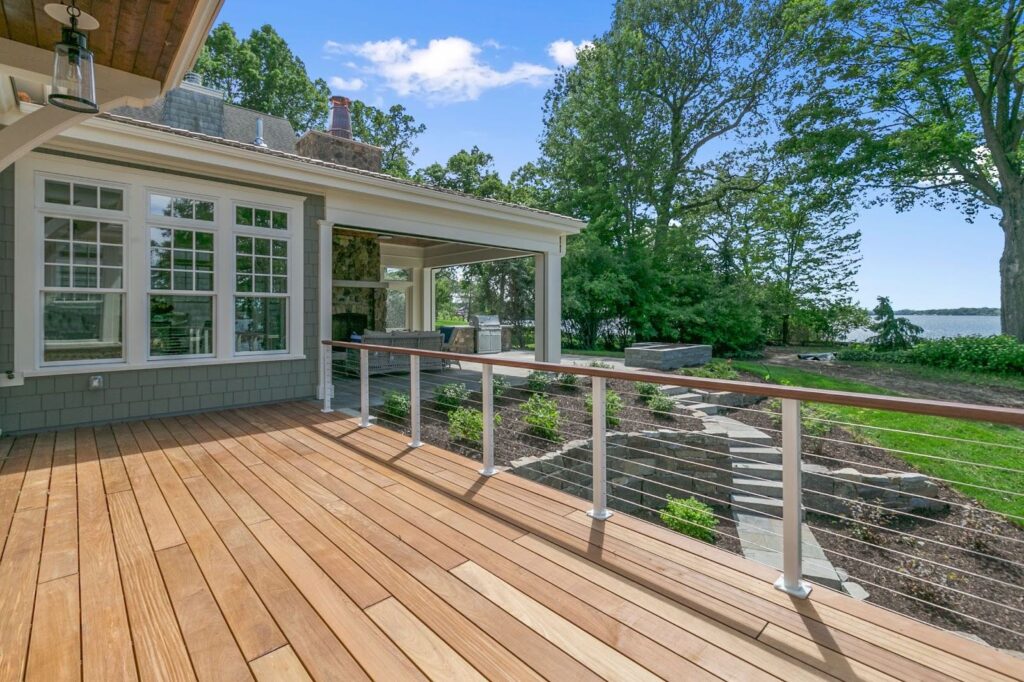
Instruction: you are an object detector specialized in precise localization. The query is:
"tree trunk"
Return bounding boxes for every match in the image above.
[1000,201,1024,341]
[781,314,791,346]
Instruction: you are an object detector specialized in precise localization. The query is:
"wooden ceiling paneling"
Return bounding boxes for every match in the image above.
[0,0,201,82]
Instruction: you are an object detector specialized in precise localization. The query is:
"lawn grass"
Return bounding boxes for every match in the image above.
[733,361,1024,523]
[434,317,468,327]
[564,348,627,359]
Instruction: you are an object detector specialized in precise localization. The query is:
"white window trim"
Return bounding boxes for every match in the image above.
[13,154,306,376]
[233,232,292,356]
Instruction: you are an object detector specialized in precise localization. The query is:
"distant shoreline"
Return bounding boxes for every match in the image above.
[893,307,1000,317]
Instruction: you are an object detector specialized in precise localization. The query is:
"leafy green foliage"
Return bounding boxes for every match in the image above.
[434,383,470,413]
[634,382,661,400]
[589,361,614,369]
[867,297,923,351]
[838,336,1024,375]
[447,408,500,445]
[647,393,677,418]
[492,375,511,398]
[585,390,623,428]
[194,23,329,132]
[381,391,411,420]
[521,394,562,442]
[349,101,426,178]
[555,372,580,390]
[677,360,739,380]
[526,371,554,393]
[660,496,718,543]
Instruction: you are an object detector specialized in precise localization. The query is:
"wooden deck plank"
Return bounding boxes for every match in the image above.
[366,597,487,682]
[183,473,371,682]
[155,543,254,682]
[25,574,81,682]
[248,518,427,680]
[0,508,45,682]
[4,406,1020,682]
[250,646,312,682]
[107,489,196,681]
[126,420,286,662]
[37,431,78,583]
[75,427,137,682]
[16,432,53,511]
[111,423,186,551]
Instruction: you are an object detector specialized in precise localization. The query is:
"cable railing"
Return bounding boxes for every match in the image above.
[320,339,1024,651]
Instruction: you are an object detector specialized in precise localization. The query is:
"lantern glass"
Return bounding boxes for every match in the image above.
[50,33,97,114]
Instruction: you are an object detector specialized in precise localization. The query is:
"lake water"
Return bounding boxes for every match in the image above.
[844,315,1002,342]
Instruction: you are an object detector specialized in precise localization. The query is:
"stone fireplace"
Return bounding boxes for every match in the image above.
[331,231,386,341]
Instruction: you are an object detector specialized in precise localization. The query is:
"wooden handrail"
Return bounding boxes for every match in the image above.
[322,340,1024,427]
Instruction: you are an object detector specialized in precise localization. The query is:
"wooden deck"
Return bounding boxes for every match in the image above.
[0,402,1020,681]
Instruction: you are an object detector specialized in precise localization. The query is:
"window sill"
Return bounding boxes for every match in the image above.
[23,353,308,378]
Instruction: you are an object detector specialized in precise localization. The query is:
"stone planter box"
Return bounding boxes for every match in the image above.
[625,343,712,370]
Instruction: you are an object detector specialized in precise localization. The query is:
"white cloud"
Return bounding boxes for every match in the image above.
[329,76,366,92]
[547,39,593,68]
[326,37,554,103]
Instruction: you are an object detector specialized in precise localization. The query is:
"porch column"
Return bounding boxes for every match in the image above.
[317,219,333,399]
[421,267,436,331]
[534,251,562,363]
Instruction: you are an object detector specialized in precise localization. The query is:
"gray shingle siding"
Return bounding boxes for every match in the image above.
[0,161,323,435]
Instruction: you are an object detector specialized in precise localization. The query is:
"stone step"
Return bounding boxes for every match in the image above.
[663,386,703,398]
[729,446,782,464]
[732,462,784,480]
[682,402,720,415]
[733,512,844,590]
[732,478,783,498]
[731,494,784,517]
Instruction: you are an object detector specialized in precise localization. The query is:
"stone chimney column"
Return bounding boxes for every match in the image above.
[329,96,353,139]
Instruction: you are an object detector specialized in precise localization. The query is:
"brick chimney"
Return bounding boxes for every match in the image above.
[296,95,382,172]
[329,96,353,139]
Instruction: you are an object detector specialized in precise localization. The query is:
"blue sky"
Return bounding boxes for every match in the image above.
[217,0,1003,310]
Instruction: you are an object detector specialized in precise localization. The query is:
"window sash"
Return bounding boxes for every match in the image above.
[148,293,216,358]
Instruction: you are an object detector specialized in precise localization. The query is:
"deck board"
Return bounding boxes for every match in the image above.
[0,402,1020,681]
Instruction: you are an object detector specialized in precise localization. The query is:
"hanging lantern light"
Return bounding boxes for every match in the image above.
[46,1,99,114]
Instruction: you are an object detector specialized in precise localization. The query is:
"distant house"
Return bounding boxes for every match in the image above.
[0,77,581,434]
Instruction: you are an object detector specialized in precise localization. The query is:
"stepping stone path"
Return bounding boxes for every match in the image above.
[670,388,865,597]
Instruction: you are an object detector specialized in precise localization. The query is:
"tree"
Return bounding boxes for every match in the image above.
[867,297,923,350]
[194,23,330,133]
[414,146,506,198]
[782,0,1024,340]
[349,101,426,179]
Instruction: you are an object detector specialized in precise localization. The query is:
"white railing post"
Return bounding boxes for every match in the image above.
[480,364,497,476]
[359,348,370,428]
[587,375,613,520]
[774,398,812,598]
[409,355,422,448]
[320,344,333,413]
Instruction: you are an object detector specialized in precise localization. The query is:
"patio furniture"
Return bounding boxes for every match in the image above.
[345,330,443,375]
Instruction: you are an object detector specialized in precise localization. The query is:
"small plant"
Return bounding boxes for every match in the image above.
[589,360,613,369]
[555,372,580,390]
[634,381,661,400]
[677,360,738,380]
[867,296,922,351]
[585,389,623,427]
[447,407,500,445]
[647,393,676,418]
[660,496,718,543]
[434,382,470,413]
[492,374,511,398]
[846,501,893,545]
[381,390,411,420]
[521,393,561,442]
[525,371,554,392]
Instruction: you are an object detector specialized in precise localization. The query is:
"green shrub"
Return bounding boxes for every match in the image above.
[555,372,580,390]
[837,335,1024,375]
[525,371,554,392]
[434,383,470,413]
[447,407,500,445]
[660,496,718,543]
[521,394,561,441]
[492,374,511,398]
[634,382,661,400]
[381,390,411,419]
[589,360,613,369]
[647,393,676,418]
[585,389,624,428]
[677,360,739,380]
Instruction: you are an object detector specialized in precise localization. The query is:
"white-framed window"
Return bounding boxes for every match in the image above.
[16,158,305,375]
[38,176,127,365]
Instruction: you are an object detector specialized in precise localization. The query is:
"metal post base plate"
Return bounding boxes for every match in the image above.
[774,575,813,599]
[479,466,498,477]
[586,509,614,521]
[321,407,334,414]
[408,440,422,448]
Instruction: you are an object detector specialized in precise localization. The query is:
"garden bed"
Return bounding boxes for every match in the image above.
[728,387,1024,652]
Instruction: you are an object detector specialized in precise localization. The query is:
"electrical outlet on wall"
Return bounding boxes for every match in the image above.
[0,371,25,388]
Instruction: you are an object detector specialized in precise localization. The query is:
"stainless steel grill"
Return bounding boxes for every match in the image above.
[470,314,502,354]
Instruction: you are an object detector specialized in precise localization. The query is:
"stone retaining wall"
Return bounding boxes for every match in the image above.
[510,429,732,513]
[804,465,946,515]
